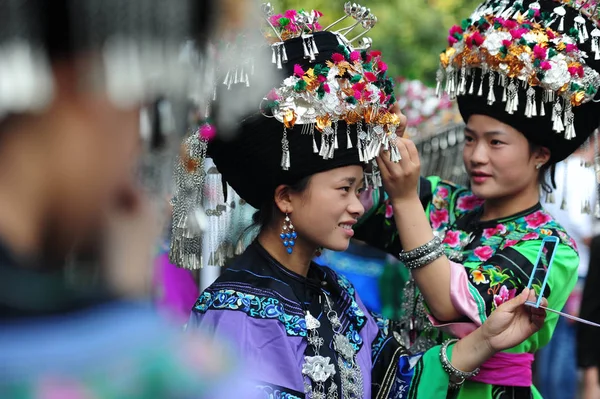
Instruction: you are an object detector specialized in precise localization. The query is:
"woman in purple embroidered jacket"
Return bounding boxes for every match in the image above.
[353,0,600,398]
[184,5,548,399]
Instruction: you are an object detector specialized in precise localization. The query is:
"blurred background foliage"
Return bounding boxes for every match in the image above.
[275,0,481,85]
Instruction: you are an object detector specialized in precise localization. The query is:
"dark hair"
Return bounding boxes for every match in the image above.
[251,175,313,230]
[530,143,556,194]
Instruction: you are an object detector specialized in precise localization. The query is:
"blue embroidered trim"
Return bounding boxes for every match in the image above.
[256,384,304,399]
[193,289,307,337]
[369,312,390,359]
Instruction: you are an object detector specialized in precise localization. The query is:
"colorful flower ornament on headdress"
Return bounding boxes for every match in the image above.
[437,0,600,140]
[260,3,401,170]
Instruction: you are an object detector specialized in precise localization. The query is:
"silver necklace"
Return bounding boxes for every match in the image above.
[302,292,364,399]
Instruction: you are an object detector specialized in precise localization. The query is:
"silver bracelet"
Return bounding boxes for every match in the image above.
[439,339,480,390]
[403,245,444,270]
[398,235,442,262]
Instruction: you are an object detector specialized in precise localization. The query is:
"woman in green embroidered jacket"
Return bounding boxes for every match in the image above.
[353,0,600,398]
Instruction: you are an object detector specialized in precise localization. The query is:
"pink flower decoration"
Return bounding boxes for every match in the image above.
[284,9,297,19]
[377,60,388,72]
[364,72,378,82]
[199,124,216,141]
[566,43,578,53]
[293,64,305,77]
[331,53,345,63]
[471,31,484,46]
[546,29,556,39]
[503,19,518,29]
[494,17,506,25]
[533,45,547,59]
[385,203,394,219]
[474,246,494,261]
[493,285,517,308]
[578,65,585,78]
[266,88,280,101]
[269,14,283,26]
[502,39,512,48]
[522,232,540,241]
[483,224,507,239]
[353,89,362,100]
[370,50,382,58]
[430,208,449,229]
[456,194,484,212]
[349,51,361,62]
[568,66,579,76]
[313,22,323,31]
[437,187,449,199]
[317,75,327,83]
[313,10,324,18]
[525,211,552,229]
[449,25,463,36]
[540,61,552,70]
[443,230,461,247]
[448,35,459,45]
[510,28,528,39]
[504,239,519,248]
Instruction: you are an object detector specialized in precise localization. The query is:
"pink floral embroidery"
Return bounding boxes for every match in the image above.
[569,237,578,250]
[471,269,489,285]
[482,224,507,239]
[437,186,449,199]
[504,239,519,248]
[456,194,484,212]
[524,211,552,229]
[385,203,394,219]
[493,285,517,308]
[443,230,461,247]
[474,245,494,261]
[430,208,449,229]
[522,232,540,241]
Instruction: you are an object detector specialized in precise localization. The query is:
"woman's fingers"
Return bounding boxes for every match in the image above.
[403,138,420,166]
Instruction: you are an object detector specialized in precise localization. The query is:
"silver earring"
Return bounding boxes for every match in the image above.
[536,163,543,170]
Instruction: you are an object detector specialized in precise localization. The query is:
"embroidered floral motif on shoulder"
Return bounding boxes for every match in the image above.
[193,288,308,337]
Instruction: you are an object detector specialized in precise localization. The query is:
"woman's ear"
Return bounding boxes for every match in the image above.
[533,146,551,166]
[273,185,293,214]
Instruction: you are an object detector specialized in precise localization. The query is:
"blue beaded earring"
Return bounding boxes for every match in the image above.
[280,213,297,254]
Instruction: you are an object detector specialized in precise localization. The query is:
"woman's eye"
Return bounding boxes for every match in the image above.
[464,136,474,143]
[357,187,366,195]
[490,140,504,146]
[340,186,351,192]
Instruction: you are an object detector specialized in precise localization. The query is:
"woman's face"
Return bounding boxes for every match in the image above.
[463,115,544,200]
[288,165,365,252]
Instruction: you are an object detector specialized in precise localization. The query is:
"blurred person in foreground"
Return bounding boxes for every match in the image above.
[0,1,250,397]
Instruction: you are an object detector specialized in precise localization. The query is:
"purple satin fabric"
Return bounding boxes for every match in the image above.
[189,294,380,398]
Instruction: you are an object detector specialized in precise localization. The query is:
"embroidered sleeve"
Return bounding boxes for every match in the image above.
[428,241,578,349]
[353,176,445,256]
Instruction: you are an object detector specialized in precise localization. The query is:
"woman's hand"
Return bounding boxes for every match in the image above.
[481,288,547,353]
[377,137,422,203]
[451,288,546,374]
